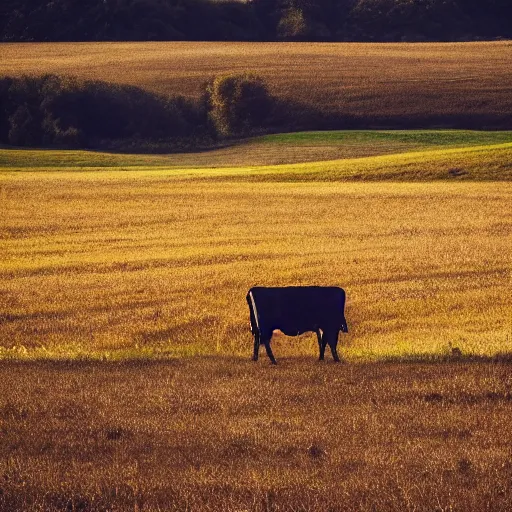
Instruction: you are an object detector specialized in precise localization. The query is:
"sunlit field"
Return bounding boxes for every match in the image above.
[1,41,511,127]
[2,132,511,361]
[2,129,512,169]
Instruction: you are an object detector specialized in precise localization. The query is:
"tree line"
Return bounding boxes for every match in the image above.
[1,0,511,43]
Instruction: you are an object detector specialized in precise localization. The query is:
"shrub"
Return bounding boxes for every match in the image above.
[205,74,273,137]
[1,0,512,42]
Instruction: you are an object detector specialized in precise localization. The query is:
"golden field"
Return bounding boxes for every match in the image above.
[1,41,512,126]
[2,134,511,360]
[1,130,512,510]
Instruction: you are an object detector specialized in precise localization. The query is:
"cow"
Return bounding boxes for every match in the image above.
[246,286,348,364]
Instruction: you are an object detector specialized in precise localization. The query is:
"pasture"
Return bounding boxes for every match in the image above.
[2,129,512,168]
[1,41,512,128]
[1,129,512,510]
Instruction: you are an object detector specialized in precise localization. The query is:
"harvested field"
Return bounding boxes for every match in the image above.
[1,41,511,127]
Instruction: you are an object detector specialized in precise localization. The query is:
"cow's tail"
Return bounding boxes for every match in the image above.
[247,290,262,361]
[339,289,348,333]
[246,290,259,335]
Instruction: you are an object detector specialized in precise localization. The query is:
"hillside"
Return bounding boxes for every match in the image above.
[2,42,512,132]
[2,130,512,173]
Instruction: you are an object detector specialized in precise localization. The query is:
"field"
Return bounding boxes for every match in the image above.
[1,41,512,127]
[2,130,512,360]
[2,125,512,510]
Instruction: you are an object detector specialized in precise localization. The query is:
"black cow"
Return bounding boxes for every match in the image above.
[246,286,348,364]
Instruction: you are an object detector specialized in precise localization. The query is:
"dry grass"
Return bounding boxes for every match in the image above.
[1,41,511,126]
[1,358,512,511]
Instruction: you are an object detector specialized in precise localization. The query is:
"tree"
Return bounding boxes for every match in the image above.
[277,7,309,39]
[8,104,40,146]
[206,74,273,137]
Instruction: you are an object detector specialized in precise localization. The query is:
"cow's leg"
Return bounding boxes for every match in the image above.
[326,330,341,362]
[252,332,260,361]
[261,334,277,365]
[264,342,277,365]
[317,329,327,361]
